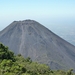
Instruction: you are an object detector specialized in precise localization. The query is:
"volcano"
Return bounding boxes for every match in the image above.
[0,20,75,70]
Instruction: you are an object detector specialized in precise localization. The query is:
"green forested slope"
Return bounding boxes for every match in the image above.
[0,43,74,75]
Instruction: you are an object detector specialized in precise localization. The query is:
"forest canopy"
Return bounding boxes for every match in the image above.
[0,43,74,75]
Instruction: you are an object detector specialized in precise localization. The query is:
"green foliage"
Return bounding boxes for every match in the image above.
[0,43,15,61]
[66,69,73,75]
[0,43,75,75]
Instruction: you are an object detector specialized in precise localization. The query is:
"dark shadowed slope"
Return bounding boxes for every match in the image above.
[0,20,75,70]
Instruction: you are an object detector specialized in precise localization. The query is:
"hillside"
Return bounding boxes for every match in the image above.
[50,25,75,46]
[0,43,75,75]
[0,20,75,70]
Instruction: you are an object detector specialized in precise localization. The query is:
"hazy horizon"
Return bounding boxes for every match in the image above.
[0,0,75,45]
[0,0,75,30]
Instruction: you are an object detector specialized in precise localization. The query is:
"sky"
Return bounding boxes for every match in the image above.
[0,0,75,31]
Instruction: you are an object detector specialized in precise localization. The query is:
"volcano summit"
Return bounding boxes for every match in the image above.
[0,20,75,70]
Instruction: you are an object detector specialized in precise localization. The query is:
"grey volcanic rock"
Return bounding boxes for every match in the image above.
[0,20,75,70]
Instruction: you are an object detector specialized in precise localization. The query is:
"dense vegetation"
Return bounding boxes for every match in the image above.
[0,43,75,75]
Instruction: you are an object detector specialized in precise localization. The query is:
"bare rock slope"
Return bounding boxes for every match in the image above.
[0,20,75,70]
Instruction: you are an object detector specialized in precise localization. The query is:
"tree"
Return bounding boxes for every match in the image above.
[0,43,15,61]
[66,69,73,75]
